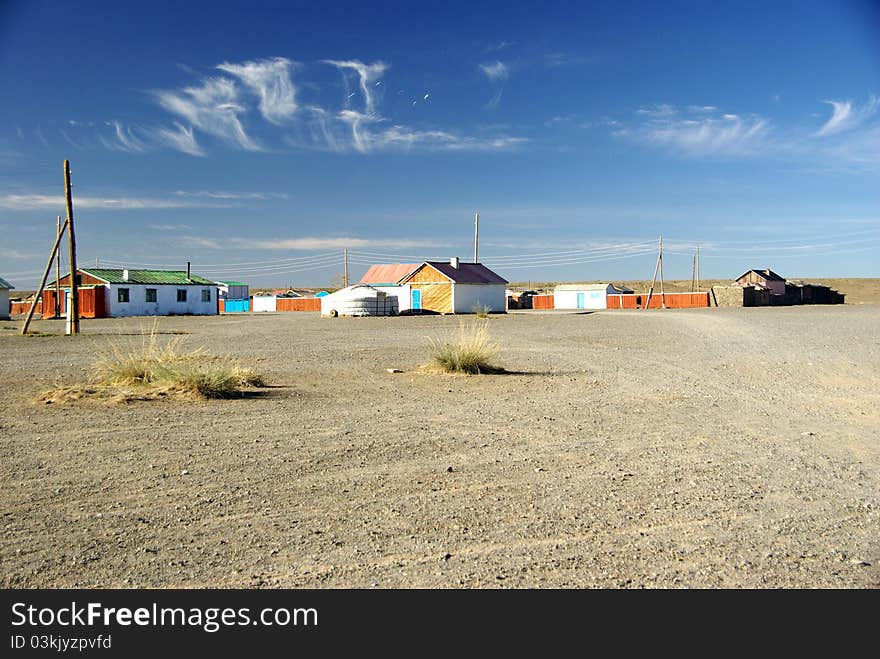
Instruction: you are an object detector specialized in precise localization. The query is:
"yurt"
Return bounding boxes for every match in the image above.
[320,284,401,317]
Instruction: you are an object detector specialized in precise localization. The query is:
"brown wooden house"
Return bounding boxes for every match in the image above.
[735,268,786,296]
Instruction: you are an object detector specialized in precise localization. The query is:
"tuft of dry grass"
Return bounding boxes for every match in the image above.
[427,318,503,374]
[39,321,264,403]
[472,304,491,319]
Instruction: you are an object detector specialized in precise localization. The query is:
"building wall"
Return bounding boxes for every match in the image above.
[411,283,452,313]
[106,284,217,317]
[452,284,506,313]
[0,289,9,320]
[42,287,108,318]
[252,296,277,312]
[554,288,608,309]
[406,264,449,284]
[737,272,785,296]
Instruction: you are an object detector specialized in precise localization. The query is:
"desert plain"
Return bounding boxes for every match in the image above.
[1,304,878,588]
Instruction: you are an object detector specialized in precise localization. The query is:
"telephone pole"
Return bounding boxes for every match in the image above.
[696,245,701,292]
[343,248,349,288]
[658,235,666,309]
[55,215,62,318]
[64,160,79,334]
[473,211,479,263]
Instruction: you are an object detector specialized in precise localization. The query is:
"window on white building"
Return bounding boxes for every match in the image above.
[145,288,157,303]
[177,289,187,302]
[201,289,211,302]
[118,288,130,303]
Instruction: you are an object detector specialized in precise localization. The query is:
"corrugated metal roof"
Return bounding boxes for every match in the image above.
[359,263,421,285]
[415,261,508,285]
[218,281,248,287]
[76,269,217,285]
[0,276,13,289]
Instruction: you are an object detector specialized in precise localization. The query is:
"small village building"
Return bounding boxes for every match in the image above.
[554,283,634,310]
[735,269,786,297]
[45,268,218,318]
[216,281,250,312]
[0,276,13,320]
[398,258,508,314]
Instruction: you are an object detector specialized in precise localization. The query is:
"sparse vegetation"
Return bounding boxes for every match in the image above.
[472,304,491,318]
[427,318,502,374]
[40,322,264,403]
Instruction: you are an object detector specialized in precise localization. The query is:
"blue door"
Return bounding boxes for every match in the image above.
[411,289,422,311]
[576,292,585,309]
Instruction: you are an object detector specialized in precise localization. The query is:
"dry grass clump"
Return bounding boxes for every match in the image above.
[39,322,264,403]
[427,318,503,374]
[472,304,491,319]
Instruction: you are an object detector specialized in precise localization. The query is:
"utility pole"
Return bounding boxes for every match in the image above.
[343,248,349,288]
[63,160,79,335]
[696,245,701,292]
[21,218,68,335]
[658,235,666,309]
[691,247,697,293]
[55,215,62,318]
[473,211,479,263]
[644,235,662,310]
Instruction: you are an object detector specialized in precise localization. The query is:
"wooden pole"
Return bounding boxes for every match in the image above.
[21,219,69,335]
[343,248,349,288]
[658,235,666,309]
[55,215,62,318]
[473,211,479,263]
[643,236,661,310]
[696,245,701,292]
[63,160,79,334]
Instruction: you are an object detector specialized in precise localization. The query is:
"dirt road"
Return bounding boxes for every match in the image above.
[1,306,878,588]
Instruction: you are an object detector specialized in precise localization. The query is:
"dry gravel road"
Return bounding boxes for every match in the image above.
[1,305,878,588]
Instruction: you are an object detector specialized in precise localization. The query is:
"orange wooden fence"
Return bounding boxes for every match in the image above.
[276,297,321,312]
[606,292,709,309]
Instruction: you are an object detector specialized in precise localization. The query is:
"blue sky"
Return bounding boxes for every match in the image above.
[1,0,879,287]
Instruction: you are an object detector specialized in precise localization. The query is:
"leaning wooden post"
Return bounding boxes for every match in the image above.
[55,215,62,318]
[21,219,69,335]
[64,160,79,334]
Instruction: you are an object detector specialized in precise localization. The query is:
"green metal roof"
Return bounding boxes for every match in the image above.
[0,276,13,289]
[219,281,249,287]
[78,269,217,286]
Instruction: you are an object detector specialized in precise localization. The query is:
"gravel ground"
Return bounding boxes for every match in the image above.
[1,305,878,588]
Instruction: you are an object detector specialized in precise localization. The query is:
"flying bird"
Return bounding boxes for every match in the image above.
[423,93,430,101]
[375,81,383,86]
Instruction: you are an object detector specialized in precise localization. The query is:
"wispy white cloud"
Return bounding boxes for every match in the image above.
[179,236,223,249]
[153,122,203,156]
[479,60,509,81]
[217,57,298,124]
[154,76,260,150]
[174,190,289,200]
[0,248,32,259]
[624,105,770,156]
[485,40,515,52]
[234,237,445,250]
[322,59,388,115]
[0,193,231,210]
[100,120,146,153]
[814,96,878,137]
[148,224,194,231]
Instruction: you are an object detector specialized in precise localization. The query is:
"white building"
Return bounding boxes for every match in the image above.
[554,283,634,310]
[48,268,218,317]
[0,276,13,320]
